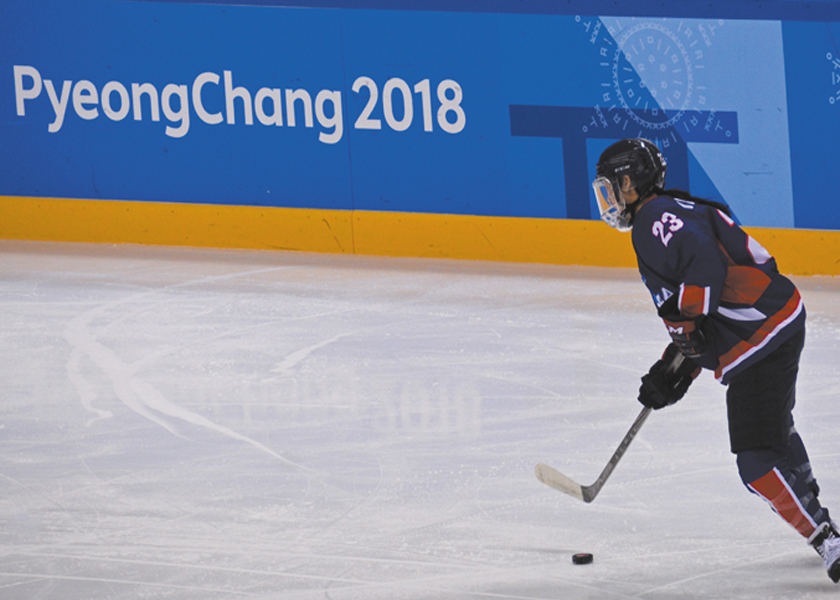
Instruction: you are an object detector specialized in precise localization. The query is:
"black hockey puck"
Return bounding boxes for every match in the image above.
[572,552,594,565]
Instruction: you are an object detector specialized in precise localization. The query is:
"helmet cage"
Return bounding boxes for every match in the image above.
[592,176,632,232]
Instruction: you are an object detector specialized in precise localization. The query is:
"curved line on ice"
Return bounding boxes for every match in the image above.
[66,348,114,426]
[267,333,354,379]
[63,265,310,471]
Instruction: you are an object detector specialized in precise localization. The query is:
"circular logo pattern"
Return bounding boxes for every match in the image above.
[610,21,694,130]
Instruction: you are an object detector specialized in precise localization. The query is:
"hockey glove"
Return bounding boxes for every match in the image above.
[638,343,702,410]
[657,295,707,359]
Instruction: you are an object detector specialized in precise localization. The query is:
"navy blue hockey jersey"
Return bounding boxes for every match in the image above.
[631,194,805,384]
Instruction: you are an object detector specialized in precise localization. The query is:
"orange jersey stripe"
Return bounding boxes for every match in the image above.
[715,291,803,381]
[679,284,710,318]
[721,265,772,305]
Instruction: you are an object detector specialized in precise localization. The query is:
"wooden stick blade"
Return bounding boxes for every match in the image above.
[535,463,590,502]
[536,405,654,503]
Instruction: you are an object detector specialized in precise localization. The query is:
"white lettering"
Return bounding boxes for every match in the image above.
[72,80,99,120]
[224,70,252,126]
[193,72,222,125]
[383,78,412,132]
[44,80,71,133]
[132,83,160,121]
[102,81,130,121]
[285,89,313,128]
[14,65,42,116]
[161,83,189,138]
[352,77,381,130]
[315,90,342,144]
[255,87,283,127]
[437,79,466,134]
[10,66,464,145]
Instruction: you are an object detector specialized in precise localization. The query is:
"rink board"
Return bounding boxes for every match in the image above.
[4,1,840,274]
[3,195,839,276]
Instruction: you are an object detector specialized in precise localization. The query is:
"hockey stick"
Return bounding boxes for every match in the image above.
[535,353,685,503]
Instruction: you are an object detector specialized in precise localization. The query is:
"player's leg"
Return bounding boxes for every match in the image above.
[727,329,839,581]
[740,442,840,583]
[737,439,829,539]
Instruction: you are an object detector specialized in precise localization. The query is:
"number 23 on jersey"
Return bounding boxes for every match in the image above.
[652,212,684,247]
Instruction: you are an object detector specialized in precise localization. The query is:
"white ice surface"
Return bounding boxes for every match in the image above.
[2,240,840,599]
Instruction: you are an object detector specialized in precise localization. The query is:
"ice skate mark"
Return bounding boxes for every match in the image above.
[307,456,386,539]
[176,265,301,286]
[0,472,77,526]
[66,308,308,469]
[635,549,802,597]
[129,307,359,375]
[98,265,303,336]
[65,309,183,438]
[0,571,254,595]
[0,551,398,590]
[480,372,567,400]
[265,333,353,380]
[131,377,308,469]
[66,348,113,426]
[63,265,310,470]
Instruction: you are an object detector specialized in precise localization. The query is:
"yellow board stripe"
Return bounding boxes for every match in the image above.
[0,196,354,254]
[2,195,839,275]
[352,208,637,267]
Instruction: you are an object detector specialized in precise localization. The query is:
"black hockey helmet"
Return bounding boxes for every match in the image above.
[593,138,667,230]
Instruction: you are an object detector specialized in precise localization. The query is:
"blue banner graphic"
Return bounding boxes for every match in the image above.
[1,1,838,229]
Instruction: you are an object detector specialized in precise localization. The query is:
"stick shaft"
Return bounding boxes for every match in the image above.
[536,352,686,502]
[583,405,651,500]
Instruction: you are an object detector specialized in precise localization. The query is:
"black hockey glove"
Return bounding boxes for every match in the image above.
[638,343,702,410]
[657,295,707,359]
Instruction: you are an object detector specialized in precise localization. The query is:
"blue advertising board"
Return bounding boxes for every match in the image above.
[1,0,839,234]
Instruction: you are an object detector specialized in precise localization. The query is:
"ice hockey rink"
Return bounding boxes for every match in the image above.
[3,239,840,599]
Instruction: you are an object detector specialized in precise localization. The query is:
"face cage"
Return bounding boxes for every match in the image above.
[592,176,632,231]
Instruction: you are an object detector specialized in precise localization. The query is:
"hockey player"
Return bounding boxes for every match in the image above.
[592,137,840,582]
